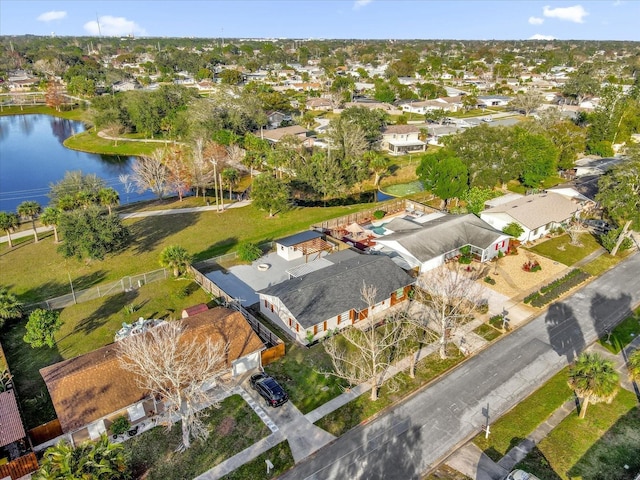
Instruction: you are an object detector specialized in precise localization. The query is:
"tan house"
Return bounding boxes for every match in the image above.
[40,308,264,445]
[380,125,426,156]
[259,125,312,146]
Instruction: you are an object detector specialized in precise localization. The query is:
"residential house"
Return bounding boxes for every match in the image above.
[480,191,590,243]
[259,125,313,147]
[266,111,291,129]
[40,308,264,445]
[306,97,333,111]
[380,125,427,156]
[258,254,415,344]
[401,99,458,115]
[274,230,333,261]
[374,214,510,273]
[477,95,512,107]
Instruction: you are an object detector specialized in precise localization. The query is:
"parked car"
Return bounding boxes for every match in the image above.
[583,219,613,233]
[506,470,541,480]
[250,372,289,407]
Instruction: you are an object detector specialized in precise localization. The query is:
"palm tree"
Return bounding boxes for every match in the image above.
[221,168,240,201]
[99,187,120,215]
[568,352,619,419]
[628,349,640,383]
[0,287,23,328]
[364,151,390,187]
[0,211,19,248]
[40,207,61,243]
[17,200,41,243]
[159,245,193,277]
[35,435,130,480]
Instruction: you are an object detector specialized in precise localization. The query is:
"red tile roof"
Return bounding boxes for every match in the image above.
[0,390,26,447]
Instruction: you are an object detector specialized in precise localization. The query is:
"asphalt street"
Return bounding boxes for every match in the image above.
[280,253,640,480]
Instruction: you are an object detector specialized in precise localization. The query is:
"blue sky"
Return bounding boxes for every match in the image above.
[1,1,638,41]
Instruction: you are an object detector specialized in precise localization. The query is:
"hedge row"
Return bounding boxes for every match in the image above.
[523,269,591,307]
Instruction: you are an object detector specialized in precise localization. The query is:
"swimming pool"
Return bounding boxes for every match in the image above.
[368,223,388,235]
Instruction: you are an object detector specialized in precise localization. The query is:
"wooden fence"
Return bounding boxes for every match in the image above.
[28,419,63,446]
[0,452,39,480]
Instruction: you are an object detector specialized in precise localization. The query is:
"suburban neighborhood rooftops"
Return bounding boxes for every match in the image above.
[376,214,505,263]
[0,390,25,447]
[482,192,581,230]
[276,230,323,247]
[259,125,308,142]
[382,125,420,135]
[259,255,414,328]
[40,308,264,433]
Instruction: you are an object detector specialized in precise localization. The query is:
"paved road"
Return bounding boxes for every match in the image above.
[280,253,640,480]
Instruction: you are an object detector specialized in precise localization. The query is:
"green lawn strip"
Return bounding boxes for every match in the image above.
[264,342,346,414]
[220,441,295,480]
[527,233,600,266]
[63,130,161,156]
[124,395,271,480]
[581,250,629,276]
[516,390,640,480]
[3,279,210,428]
[473,323,502,342]
[506,176,565,195]
[315,347,463,437]
[473,367,572,462]
[0,105,87,121]
[598,308,640,354]
[0,202,373,304]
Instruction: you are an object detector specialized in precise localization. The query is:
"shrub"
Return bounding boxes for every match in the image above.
[489,314,503,328]
[476,301,489,314]
[600,228,633,254]
[484,276,496,285]
[526,269,592,307]
[110,416,131,436]
[522,260,541,272]
[524,292,540,304]
[237,242,263,262]
[373,210,386,220]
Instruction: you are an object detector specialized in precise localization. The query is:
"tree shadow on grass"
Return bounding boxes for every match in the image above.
[590,292,633,340]
[515,446,563,480]
[129,212,202,254]
[567,407,640,480]
[68,290,140,338]
[193,237,239,265]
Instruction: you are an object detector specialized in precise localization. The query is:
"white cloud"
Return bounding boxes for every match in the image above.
[353,0,373,10]
[529,34,556,40]
[528,16,544,25]
[84,15,146,36]
[542,5,589,23]
[37,11,67,22]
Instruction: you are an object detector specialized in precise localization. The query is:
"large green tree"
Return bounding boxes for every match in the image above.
[34,435,130,480]
[251,174,291,217]
[98,188,120,215]
[0,287,22,327]
[416,149,468,207]
[0,211,19,248]
[568,352,619,419]
[40,206,62,243]
[57,206,130,261]
[17,200,41,243]
[628,349,640,383]
[49,171,107,211]
[24,308,62,348]
[339,106,387,148]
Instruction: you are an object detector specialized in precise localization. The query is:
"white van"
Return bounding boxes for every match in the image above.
[506,470,541,480]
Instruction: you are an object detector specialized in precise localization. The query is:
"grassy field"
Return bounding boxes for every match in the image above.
[516,391,640,480]
[315,346,464,437]
[0,201,374,304]
[221,441,295,480]
[124,395,270,480]
[2,278,211,428]
[0,105,87,121]
[64,129,164,156]
[527,233,601,266]
[473,367,572,462]
[582,250,631,276]
[598,308,640,354]
[506,176,566,194]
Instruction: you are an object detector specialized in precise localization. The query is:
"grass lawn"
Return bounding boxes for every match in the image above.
[315,346,464,437]
[516,390,640,480]
[506,176,566,194]
[221,441,295,479]
[527,233,600,266]
[582,250,631,276]
[0,202,374,304]
[63,130,162,156]
[599,308,640,354]
[124,395,271,480]
[2,278,211,428]
[0,105,87,121]
[473,367,572,462]
[265,341,347,414]
[473,323,502,342]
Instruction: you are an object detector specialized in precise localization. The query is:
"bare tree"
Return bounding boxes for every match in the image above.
[323,284,413,400]
[164,146,192,202]
[509,91,544,116]
[566,219,589,246]
[226,144,247,171]
[118,322,229,451]
[132,150,171,199]
[414,264,482,359]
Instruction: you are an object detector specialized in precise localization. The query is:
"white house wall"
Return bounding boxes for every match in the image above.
[276,242,304,261]
[232,351,261,377]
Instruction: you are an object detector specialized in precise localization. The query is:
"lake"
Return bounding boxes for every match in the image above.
[0,114,154,212]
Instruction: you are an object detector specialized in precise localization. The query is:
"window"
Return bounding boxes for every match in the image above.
[270,303,274,312]
[264,299,268,308]
[337,314,341,325]
[395,287,405,299]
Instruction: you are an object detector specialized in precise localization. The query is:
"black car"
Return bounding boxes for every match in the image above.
[250,372,289,407]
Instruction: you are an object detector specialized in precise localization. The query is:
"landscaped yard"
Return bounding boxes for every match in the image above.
[124,394,271,480]
[527,233,601,266]
[581,249,631,276]
[315,346,464,437]
[64,129,162,156]
[473,367,572,462]
[598,307,640,354]
[516,391,640,480]
[2,278,211,428]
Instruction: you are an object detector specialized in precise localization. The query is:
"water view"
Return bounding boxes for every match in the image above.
[0,114,154,212]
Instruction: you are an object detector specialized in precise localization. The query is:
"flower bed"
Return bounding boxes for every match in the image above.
[524,269,591,307]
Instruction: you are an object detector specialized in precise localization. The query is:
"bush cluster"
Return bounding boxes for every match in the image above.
[523,269,591,307]
[484,276,496,285]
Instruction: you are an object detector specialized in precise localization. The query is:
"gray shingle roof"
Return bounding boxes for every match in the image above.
[259,255,414,328]
[276,230,323,247]
[377,214,504,263]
